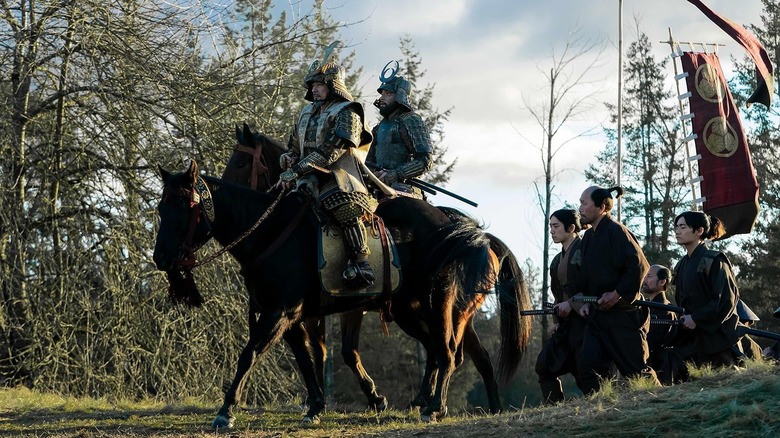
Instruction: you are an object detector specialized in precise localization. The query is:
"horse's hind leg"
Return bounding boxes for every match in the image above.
[420,282,457,422]
[463,321,501,414]
[391,306,439,410]
[212,309,300,429]
[340,310,388,411]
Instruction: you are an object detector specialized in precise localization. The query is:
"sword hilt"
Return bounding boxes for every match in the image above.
[520,308,557,316]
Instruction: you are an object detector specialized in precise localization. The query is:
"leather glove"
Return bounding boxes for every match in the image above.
[383,170,400,185]
[279,152,297,170]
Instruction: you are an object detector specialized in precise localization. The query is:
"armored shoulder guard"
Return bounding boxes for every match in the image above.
[333,103,367,148]
[399,112,433,155]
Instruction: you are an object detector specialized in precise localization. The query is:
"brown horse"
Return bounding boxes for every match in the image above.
[222,124,532,414]
[153,161,529,426]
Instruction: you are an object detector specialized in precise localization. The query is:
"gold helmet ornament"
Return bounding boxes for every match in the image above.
[304,41,353,102]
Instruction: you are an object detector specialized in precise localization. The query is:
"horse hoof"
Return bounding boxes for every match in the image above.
[408,397,427,409]
[420,406,447,422]
[212,414,234,429]
[371,396,388,412]
[301,415,320,426]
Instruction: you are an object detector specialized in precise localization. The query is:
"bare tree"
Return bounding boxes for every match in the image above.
[520,27,606,340]
[0,0,356,403]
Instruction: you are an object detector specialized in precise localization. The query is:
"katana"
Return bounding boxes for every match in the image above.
[571,295,686,314]
[650,317,682,326]
[520,308,557,316]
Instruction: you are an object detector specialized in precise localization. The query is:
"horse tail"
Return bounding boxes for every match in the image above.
[424,221,493,303]
[487,232,532,387]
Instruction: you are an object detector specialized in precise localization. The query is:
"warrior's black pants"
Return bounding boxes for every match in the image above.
[535,316,586,404]
[578,307,660,395]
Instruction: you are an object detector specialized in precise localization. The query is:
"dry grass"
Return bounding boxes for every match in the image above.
[0,361,778,437]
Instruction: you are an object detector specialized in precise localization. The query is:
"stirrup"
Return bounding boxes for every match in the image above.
[342,259,375,289]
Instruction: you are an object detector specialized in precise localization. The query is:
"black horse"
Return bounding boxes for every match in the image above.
[153,161,529,426]
[222,124,532,414]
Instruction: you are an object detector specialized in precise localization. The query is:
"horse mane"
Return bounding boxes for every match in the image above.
[436,206,486,229]
[201,175,311,249]
[423,220,492,298]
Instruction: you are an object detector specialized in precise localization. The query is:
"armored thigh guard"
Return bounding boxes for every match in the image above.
[322,191,377,288]
[322,191,376,258]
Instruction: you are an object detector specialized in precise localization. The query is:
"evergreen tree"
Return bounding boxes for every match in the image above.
[585,28,687,266]
[724,0,780,326]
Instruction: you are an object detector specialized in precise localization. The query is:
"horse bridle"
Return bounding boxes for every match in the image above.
[233,141,271,191]
[165,176,292,271]
[161,177,215,270]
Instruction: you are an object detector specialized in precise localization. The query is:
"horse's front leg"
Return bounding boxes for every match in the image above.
[340,309,388,411]
[212,309,294,429]
[284,320,326,423]
[303,316,327,405]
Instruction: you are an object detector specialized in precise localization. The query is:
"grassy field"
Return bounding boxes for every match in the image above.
[1,361,778,437]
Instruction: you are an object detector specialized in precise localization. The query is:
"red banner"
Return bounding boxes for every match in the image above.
[681,52,759,236]
[687,0,774,108]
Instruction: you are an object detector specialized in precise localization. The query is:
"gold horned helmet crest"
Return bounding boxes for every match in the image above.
[304,41,353,102]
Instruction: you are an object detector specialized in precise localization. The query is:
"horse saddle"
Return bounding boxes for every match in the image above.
[318,216,401,297]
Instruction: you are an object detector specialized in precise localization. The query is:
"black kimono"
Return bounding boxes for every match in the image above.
[573,215,658,394]
[534,236,586,403]
[646,292,680,384]
[647,292,678,354]
[673,243,741,367]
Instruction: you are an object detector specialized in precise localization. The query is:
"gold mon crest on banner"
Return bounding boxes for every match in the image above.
[694,64,738,158]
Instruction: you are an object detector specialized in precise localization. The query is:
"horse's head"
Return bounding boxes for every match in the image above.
[153,160,215,271]
[222,123,286,191]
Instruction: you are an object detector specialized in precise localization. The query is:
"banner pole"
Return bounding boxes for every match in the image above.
[664,28,698,211]
[617,0,623,221]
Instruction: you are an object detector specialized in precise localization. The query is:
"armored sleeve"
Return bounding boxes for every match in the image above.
[290,149,331,176]
[396,112,433,180]
[365,125,380,171]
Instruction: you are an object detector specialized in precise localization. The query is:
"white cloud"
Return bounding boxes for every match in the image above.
[286,0,768,271]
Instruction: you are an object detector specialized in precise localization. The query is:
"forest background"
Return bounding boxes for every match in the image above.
[1,0,779,413]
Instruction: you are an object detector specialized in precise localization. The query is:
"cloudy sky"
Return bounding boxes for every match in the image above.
[279,0,766,277]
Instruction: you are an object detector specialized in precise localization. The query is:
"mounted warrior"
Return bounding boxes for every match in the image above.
[366,60,434,199]
[277,42,376,289]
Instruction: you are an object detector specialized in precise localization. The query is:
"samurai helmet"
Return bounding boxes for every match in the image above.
[304,41,353,102]
[377,60,413,111]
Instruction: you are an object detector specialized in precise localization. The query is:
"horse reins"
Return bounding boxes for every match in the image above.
[191,187,287,268]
